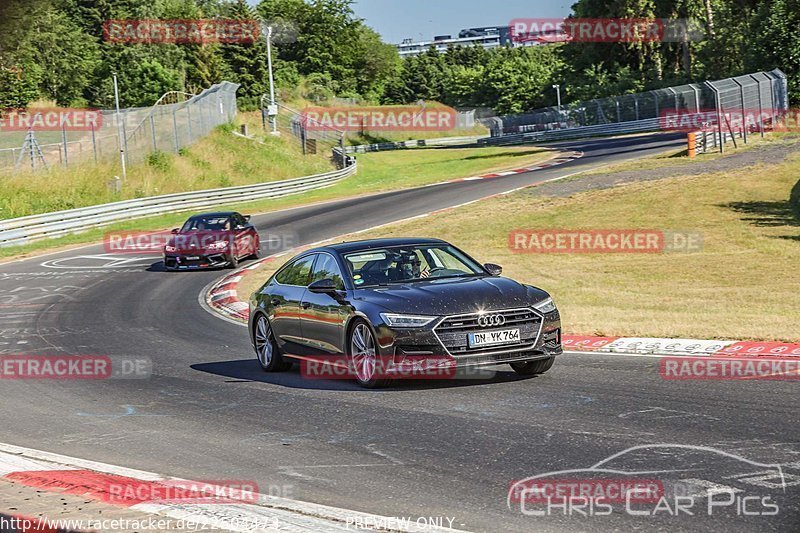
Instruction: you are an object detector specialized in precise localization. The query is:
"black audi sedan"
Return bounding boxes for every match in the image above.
[248,238,562,388]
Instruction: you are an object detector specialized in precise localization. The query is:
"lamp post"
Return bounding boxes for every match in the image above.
[113,73,127,181]
[266,25,279,135]
[552,84,562,112]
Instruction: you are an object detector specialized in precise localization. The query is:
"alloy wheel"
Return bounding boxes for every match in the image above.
[255,315,273,368]
[351,323,377,382]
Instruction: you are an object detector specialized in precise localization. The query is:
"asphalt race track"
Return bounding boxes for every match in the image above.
[1,133,797,531]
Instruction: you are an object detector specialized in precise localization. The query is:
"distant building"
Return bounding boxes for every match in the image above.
[396,25,543,58]
[458,26,513,45]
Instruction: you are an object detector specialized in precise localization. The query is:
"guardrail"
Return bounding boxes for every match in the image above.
[0,161,357,248]
[345,135,482,153]
[478,118,663,146]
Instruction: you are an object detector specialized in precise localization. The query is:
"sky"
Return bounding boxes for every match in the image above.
[350,0,573,44]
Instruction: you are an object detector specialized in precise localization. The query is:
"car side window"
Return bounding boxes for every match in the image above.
[232,214,245,229]
[311,254,345,290]
[275,255,316,286]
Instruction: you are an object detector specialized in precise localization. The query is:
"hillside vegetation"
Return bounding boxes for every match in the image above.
[0,115,334,219]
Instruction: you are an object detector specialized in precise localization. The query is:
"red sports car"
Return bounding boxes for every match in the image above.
[164,211,260,270]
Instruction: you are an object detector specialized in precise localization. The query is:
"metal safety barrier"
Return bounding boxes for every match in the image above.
[479,118,664,146]
[0,160,357,248]
[345,135,483,154]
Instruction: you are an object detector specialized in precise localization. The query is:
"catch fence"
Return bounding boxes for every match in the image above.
[0,82,239,173]
[484,69,789,152]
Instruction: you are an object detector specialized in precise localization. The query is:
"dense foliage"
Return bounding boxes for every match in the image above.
[0,0,797,114]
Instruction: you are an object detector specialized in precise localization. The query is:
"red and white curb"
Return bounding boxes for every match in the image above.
[0,443,466,533]
[443,150,583,183]
[562,335,800,359]
[202,255,290,326]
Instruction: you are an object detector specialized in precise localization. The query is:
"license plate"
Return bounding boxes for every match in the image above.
[185,256,200,260]
[468,328,521,348]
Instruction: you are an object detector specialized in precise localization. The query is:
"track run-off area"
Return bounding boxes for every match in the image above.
[0,133,797,532]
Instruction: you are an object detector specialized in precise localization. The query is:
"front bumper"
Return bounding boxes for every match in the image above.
[375,308,562,370]
[164,253,230,270]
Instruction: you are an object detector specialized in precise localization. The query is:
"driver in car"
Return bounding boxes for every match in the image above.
[394,252,431,280]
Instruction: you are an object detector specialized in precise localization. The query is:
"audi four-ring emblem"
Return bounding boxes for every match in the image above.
[478,314,506,328]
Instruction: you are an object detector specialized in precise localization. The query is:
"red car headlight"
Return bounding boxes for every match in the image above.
[206,240,230,251]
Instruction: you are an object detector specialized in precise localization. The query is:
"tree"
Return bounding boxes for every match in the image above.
[382,49,448,104]
[186,44,232,93]
[482,47,564,114]
[350,25,401,101]
[0,66,41,108]
[27,8,101,105]
[220,0,270,110]
[257,0,400,99]
[748,0,800,104]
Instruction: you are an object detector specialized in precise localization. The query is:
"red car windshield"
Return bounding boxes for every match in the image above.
[180,216,230,232]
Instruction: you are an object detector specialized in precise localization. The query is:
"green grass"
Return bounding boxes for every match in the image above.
[0,144,554,260]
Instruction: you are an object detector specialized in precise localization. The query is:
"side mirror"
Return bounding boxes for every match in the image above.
[484,263,503,276]
[171,228,179,234]
[308,278,338,294]
[244,215,251,222]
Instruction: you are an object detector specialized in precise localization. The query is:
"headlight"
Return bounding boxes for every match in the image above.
[165,245,176,253]
[533,297,557,314]
[207,241,229,250]
[380,313,437,328]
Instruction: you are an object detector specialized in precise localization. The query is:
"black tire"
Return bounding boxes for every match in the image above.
[347,318,388,389]
[510,356,555,376]
[227,250,239,269]
[250,238,261,260]
[253,314,292,372]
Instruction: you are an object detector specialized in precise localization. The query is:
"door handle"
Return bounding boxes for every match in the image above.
[301,302,311,309]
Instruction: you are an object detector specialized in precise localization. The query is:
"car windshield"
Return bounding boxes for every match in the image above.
[180,216,230,232]
[343,245,484,287]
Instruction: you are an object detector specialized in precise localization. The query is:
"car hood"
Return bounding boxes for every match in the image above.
[355,276,549,316]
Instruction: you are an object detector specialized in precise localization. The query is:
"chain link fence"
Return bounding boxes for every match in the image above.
[260,99,349,168]
[485,69,789,152]
[0,81,239,174]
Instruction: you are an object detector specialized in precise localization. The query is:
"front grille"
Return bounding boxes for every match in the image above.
[434,308,542,357]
